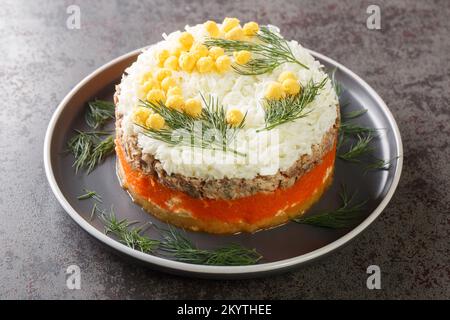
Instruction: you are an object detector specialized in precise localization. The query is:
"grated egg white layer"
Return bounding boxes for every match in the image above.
[116,24,338,180]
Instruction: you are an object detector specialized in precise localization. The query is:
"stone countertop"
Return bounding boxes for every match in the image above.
[0,0,448,299]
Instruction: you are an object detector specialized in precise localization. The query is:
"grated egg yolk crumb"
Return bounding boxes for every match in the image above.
[222,17,240,32]
[184,98,203,117]
[146,89,166,104]
[190,43,209,59]
[179,32,194,50]
[215,55,231,73]
[243,22,259,36]
[155,68,172,82]
[133,107,151,126]
[157,49,170,67]
[161,76,177,91]
[196,56,214,73]
[282,79,301,95]
[179,52,197,72]
[233,50,251,64]
[225,26,244,40]
[165,95,185,111]
[145,113,165,130]
[138,78,159,99]
[164,56,179,70]
[204,20,220,37]
[208,46,225,60]
[265,82,285,100]
[226,109,244,126]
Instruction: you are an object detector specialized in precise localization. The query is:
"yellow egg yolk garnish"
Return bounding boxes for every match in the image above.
[146,89,166,104]
[133,107,151,126]
[204,20,220,37]
[184,98,203,117]
[226,109,244,126]
[179,52,197,72]
[155,68,172,82]
[215,55,231,73]
[165,95,185,111]
[234,50,251,64]
[282,79,301,95]
[161,77,177,91]
[145,113,165,130]
[222,17,240,32]
[243,21,259,36]
[225,26,244,40]
[265,82,285,100]
[179,32,194,50]
[196,56,214,73]
[164,56,179,70]
[208,46,225,60]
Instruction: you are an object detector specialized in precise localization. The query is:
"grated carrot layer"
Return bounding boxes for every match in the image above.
[116,141,335,224]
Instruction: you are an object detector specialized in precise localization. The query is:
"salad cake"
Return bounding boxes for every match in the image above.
[114,18,340,234]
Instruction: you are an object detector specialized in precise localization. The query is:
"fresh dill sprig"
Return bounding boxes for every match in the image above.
[86,135,115,173]
[260,78,327,131]
[340,122,377,136]
[139,99,196,130]
[343,109,367,120]
[138,94,246,156]
[200,94,246,144]
[85,100,115,129]
[332,68,393,170]
[338,134,374,162]
[77,188,102,202]
[136,124,183,146]
[81,190,262,266]
[293,185,367,228]
[67,131,96,172]
[67,98,116,174]
[67,131,115,173]
[101,209,160,254]
[160,227,262,266]
[204,26,308,75]
[364,157,398,173]
[67,130,112,173]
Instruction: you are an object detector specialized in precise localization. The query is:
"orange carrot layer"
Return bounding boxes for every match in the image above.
[116,142,335,224]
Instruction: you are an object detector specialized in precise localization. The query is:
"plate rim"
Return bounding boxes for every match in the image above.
[43,47,403,277]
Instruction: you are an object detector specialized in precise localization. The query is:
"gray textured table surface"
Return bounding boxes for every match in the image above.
[1,0,449,299]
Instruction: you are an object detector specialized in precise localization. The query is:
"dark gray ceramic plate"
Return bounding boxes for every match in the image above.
[44,48,403,279]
